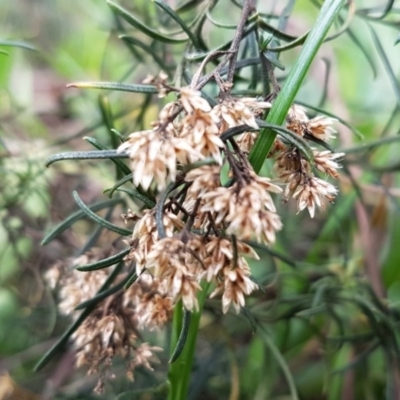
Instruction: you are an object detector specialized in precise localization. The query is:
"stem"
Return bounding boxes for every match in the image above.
[167,284,210,400]
[249,0,345,173]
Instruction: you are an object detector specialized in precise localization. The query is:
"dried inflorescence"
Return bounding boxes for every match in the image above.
[275,104,344,217]
[46,252,171,393]
[48,67,345,393]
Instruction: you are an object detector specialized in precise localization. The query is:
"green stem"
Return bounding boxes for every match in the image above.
[249,0,345,173]
[167,284,210,400]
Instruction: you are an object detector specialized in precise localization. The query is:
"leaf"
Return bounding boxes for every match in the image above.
[341,135,400,154]
[41,198,125,245]
[344,26,377,78]
[74,276,129,310]
[153,0,200,48]
[0,39,37,51]
[45,150,128,167]
[267,30,309,52]
[83,136,131,175]
[243,240,296,268]
[76,248,131,271]
[67,81,158,93]
[73,191,132,236]
[175,0,205,14]
[113,188,157,208]
[257,121,314,163]
[34,262,124,371]
[107,1,187,44]
[370,25,400,108]
[119,35,171,74]
[169,309,191,363]
[104,174,156,208]
[249,0,345,173]
[259,327,300,400]
[257,18,299,42]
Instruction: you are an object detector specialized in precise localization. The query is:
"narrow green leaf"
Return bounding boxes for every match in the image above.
[257,18,298,41]
[0,49,8,56]
[84,136,131,175]
[104,173,134,198]
[107,1,187,44]
[341,135,400,154]
[357,0,395,20]
[67,81,158,93]
[77,248,131,271]
[41,198,125,245]
[153,0,200,48]
[74,277,128,310]
[257,121,314,163]
[45,150,128,167]
[249,0,345,173]
[34,262,124,371]
[0,40,36,51]
[124,272,138,289]
[370,26,400,108]
[241,307,257,333]
[344,26,377,78]
[73,191,131,236]
[169,309,191,363]
[267,30,309,52]
[119,35,171,74]
[175,0,205,14]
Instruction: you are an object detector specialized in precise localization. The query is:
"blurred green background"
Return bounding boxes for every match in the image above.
[1,0,400,399]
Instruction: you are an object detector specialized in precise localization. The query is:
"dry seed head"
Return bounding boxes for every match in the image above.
[210,257,258,314]
[118,129,202,191]
[313,150,344,178]
[212,97,259,132]
[293,176,338,218]
[146,237,202,311]
[305,115,337,141]
[201,175,282,244]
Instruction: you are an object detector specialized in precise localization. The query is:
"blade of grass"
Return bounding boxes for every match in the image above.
[249,0,345,173]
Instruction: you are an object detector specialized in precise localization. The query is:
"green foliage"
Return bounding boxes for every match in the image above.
[2,0,400,399]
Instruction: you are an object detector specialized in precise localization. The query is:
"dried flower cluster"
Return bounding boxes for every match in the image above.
[47,70,344,392]
[46,250,171,393]
[275,104,344,217]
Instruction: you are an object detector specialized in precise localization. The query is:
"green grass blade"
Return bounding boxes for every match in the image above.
[249,0,345,173]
